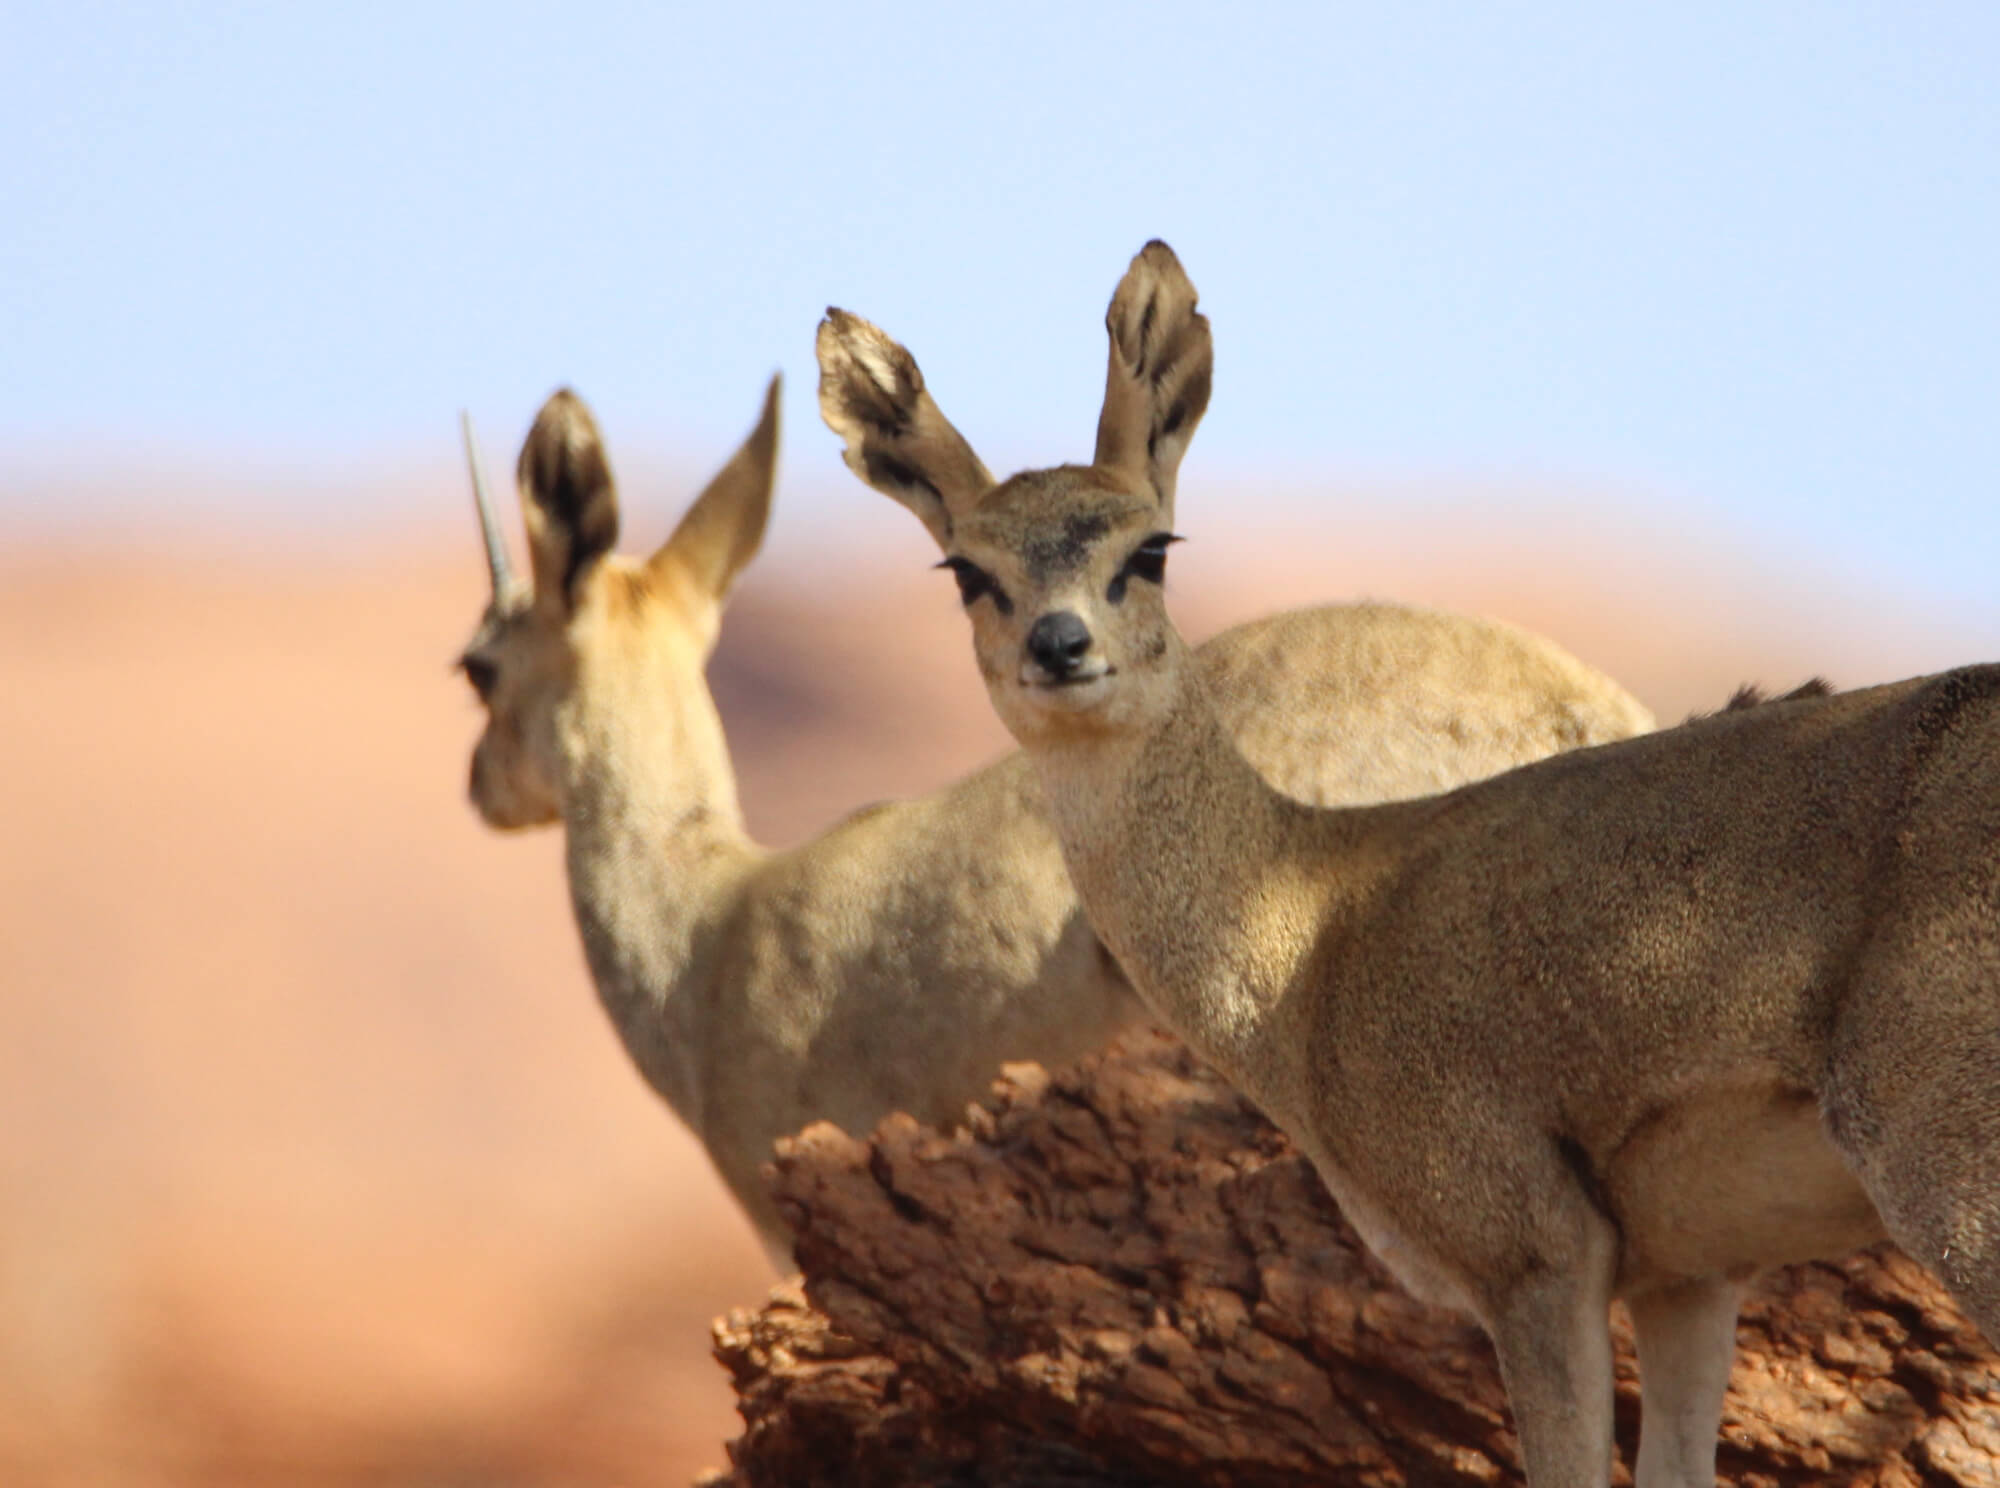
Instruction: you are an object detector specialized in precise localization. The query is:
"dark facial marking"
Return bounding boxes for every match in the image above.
[1021,511,1112,584]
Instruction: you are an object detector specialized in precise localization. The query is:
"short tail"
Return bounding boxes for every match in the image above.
[1686,676,1835,724]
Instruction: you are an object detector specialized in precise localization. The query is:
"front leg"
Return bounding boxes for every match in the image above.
[1629,1276,1739,1488]
[1479,1209,1621,1488]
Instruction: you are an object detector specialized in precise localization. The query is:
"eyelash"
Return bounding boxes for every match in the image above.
[938,534,1177,610]
[938,558,1014,615]
[1108,533,1179,602]
[461,655,499,700]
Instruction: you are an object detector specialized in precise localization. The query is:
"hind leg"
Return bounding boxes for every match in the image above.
[1826,741,2000,1341]
[1827,1044,2000,1339]
[1628,1276,1740,1488]
[1827,958,2000,1342]
[1841,1134,2000,1337]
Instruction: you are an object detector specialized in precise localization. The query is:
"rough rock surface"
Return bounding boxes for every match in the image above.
[711,1029,2000,1487]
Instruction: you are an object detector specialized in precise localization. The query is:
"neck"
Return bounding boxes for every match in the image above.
[1026,638,1361,1095]
[557,683,759,1132]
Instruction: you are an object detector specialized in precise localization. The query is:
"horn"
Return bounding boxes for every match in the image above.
[460,410,516,598]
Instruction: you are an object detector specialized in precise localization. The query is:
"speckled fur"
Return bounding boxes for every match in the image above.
[461,373,1654,1271]
[819,240,2000,1488]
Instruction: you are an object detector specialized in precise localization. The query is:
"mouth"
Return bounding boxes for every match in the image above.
[1020,662,1116,704]
[1021,658,1112,685]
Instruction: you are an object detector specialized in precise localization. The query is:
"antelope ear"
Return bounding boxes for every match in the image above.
[655,373,780,604]
[518,388,619,612]
[1093,240,1213,524]
[816,308,993,550]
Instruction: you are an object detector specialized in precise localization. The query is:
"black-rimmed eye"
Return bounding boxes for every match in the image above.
[461,654,499,701]
[936,557,1013,615]
[1108,532,1182,603]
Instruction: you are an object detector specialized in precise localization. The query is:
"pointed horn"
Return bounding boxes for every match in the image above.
[460,410,516,597]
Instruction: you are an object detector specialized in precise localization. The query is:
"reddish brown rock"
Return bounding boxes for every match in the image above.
[712,1029,2000,1487]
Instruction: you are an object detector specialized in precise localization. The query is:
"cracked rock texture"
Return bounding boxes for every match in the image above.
[710,1029,2000,1487]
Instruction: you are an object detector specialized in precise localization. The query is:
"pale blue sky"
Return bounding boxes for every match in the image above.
[5,3,1997,609]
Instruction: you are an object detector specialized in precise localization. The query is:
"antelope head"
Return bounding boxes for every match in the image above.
[457,377,780,827]
[817,240,1212,745]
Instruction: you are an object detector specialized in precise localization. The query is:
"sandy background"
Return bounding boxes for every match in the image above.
[1,470,1991,1484]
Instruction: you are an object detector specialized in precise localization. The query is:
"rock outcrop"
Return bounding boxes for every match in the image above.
[712,1030,2000,1487]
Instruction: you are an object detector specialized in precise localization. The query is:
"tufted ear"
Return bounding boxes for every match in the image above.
[816,308,993,550]
[518,388,619,612]
[655,373,780,604]
[1093,240,1213,525]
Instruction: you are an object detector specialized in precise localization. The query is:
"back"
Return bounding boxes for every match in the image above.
[1302,667,2000,1150]
[1203,603,1655,806]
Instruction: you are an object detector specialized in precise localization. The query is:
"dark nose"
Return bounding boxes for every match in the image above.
[1026,610,1093,678]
